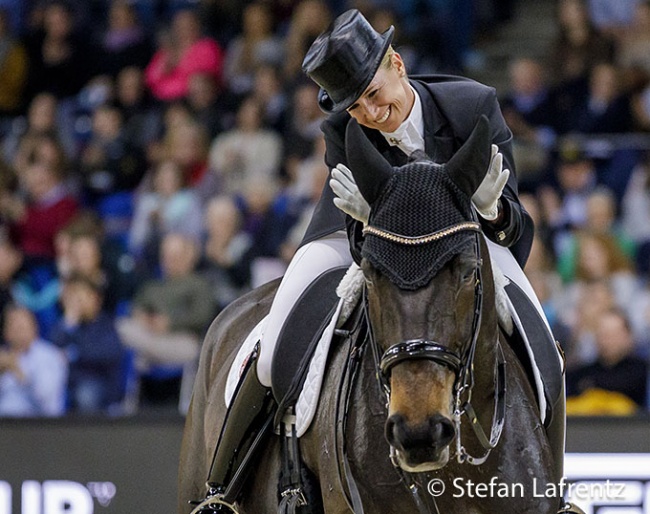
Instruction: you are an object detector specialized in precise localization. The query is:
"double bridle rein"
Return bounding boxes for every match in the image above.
[362,219,507,469]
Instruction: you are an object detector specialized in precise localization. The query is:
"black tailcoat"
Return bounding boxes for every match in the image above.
[301,74,535,267]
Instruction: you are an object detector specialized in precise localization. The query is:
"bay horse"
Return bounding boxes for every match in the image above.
[178,116,559,513]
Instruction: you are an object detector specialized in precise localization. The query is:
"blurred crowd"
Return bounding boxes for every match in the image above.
[0,0,647,417]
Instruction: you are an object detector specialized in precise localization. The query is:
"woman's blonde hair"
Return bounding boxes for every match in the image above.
[381,46,396,70]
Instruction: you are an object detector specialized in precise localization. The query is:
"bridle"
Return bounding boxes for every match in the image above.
[362,219,506,469]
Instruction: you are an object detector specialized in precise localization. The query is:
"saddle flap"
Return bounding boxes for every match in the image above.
[503,280,563,425]
[271,266,349,403]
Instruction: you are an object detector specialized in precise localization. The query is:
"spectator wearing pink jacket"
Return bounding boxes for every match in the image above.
[145,9,224,102]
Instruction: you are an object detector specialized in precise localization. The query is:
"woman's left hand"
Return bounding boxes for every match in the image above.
[472,144,510,221]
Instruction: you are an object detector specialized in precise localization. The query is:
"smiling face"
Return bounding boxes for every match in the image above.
[346,50,414,133]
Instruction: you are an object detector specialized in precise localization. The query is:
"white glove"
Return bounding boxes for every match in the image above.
[329,163,370,224]
[472,144,510,221]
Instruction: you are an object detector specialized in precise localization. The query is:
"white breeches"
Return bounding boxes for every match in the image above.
[257,231,352,387]
[257,231,550,388]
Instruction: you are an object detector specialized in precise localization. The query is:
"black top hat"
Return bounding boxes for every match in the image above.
[302,9,394,114]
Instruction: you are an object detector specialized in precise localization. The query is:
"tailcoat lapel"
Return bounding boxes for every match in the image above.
[411,79,456,164]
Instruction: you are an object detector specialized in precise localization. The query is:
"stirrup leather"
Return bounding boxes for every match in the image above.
[277,419,308,513]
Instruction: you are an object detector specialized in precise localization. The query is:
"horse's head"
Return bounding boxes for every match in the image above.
[345,116,497,472]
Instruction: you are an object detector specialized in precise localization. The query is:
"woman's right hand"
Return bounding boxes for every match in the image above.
[330,163,370,224]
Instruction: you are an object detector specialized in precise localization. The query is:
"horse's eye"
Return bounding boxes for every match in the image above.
[461,267,476,284]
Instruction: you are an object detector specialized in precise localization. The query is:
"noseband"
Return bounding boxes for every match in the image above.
[362,219,506,467]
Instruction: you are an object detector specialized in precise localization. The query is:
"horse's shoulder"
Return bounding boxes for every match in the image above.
[202,278,280,361]
[208,279,280,334]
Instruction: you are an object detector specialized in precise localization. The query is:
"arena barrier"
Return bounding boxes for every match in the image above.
[0,415,648,513]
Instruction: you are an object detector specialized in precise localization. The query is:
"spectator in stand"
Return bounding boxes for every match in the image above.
[67,230,132,314]
[142,100,195,170]
[213,129,322,288]
[567,62,634,133]
[583,187,635,254]
[114,66,163,155]
[51,272,125,413]
[116,232,215,404]
[567,308,648,411]
[162,120,213,199]
[250,64,288,134]
[199,196,252,310]
[95,0,152,79]
[547,0,615,85]
[543,184,637,269]
[0,136,78,335]
[0,8,28,121]
[0,304,67,417]
[23,0,92,102]
[0,134,79,269]
[128,159,203,271]
[78,102,146,205]
[185,71,237,140]
[54,212,139,313]
[392,0,476,72]
[208,96,283,198]
[616,1,650,77]
[560,278,617,367]
[538,139,598,257]
[587,0,643,39]
[622,151,650,275]
[500,57,563,182]
[282,0,332,83]
[223,1,283,96]
[282,79,324,161]
[502,57,563,142]
[144,8,224,102]
[558,229,639,328]
[2,92,77,168]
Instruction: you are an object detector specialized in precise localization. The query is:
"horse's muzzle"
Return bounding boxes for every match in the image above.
[385,413,456,470]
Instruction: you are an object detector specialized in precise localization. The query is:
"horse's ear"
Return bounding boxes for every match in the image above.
[446,115,492,197]
[345,118,395,204]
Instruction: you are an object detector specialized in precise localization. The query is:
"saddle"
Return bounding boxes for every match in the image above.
[271,266,349,405]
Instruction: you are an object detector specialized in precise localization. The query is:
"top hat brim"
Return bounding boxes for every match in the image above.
[317,25,395,114]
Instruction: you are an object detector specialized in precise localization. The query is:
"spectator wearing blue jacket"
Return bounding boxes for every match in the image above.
[51,272,125,413]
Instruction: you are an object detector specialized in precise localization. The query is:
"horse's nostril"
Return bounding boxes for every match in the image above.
[385,414,405,449]
[386,413,455,454]
[430,415,456,447]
